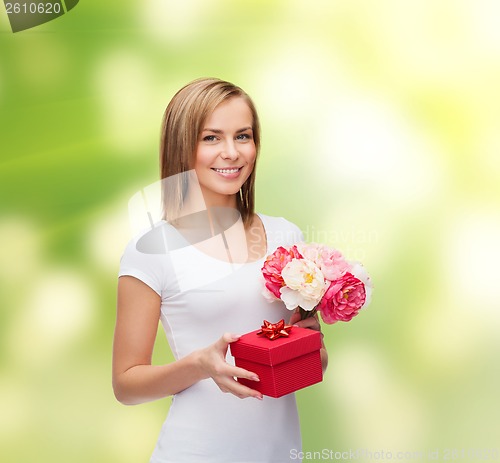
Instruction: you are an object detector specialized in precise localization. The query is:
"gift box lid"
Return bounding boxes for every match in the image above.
[230,326,321,366]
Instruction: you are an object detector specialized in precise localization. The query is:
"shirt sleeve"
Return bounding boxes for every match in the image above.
[118,236,165,296]
[287,219,305,243]
[276,217,305,245]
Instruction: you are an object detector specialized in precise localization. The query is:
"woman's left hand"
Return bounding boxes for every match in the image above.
[289,308,328,373]
[289,309,321,332]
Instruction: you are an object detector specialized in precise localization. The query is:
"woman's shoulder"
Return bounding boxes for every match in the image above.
[119,221,191,294]
[123,220,189,255]
[257,212,304,245]
[120,221,188,274]
[257,212,301,230]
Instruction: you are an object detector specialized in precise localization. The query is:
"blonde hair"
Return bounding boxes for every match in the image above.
[160,77,261,228]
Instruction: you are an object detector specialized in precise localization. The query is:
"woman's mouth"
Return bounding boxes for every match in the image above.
[211,167,243,178]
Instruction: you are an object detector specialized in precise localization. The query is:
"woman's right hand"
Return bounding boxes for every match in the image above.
[114,276,263,404]
[197,333,263,400]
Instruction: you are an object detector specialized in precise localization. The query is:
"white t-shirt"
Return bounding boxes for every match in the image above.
[119,213,304,463]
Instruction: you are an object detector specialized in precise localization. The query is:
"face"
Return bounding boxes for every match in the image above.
[193,96,256,208]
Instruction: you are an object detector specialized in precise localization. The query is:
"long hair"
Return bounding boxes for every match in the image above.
[159,78,261,228]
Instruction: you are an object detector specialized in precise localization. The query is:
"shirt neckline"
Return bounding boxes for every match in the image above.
[162,212,270,265]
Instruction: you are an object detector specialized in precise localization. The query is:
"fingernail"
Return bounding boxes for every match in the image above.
[231,334,241,340]
[255,395,263,400]
[292,324,299,327]
[251,375,260,382]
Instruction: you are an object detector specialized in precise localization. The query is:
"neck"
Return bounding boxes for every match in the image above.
[181,184,238,216]
[202,190,238,210]
[176,187,242,248]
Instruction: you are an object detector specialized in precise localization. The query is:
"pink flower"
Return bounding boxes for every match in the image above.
[261,245,303,299]
[318,247,351,281]
[296,242,323,263]
[319,273,366,324]
[297,243,351,281]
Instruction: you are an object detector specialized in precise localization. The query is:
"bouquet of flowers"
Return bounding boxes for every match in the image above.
[261,243,372,323]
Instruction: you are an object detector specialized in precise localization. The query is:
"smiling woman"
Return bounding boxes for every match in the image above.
[194,97,257,210]
[159,78,261,227]
[112,77,328,462]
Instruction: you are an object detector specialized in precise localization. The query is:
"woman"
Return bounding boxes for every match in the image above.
[112,78,328,462]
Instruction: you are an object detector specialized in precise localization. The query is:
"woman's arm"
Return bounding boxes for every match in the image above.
[112,276,262,405]
[289,310,328,373]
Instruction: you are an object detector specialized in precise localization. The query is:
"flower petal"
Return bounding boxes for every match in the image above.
[279,287,300,310]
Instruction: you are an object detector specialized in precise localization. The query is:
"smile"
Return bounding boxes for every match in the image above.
[211,167,242,174]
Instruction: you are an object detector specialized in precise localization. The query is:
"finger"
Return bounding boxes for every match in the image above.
[293,317,321,331]
[213,362,260,382]
[233,383,263,400]
[289,311,301,325]
[218,377,263,400]
[208,357,260,382]
[222,332,241,343]
[215,332,241,351]
[227,365,260,382]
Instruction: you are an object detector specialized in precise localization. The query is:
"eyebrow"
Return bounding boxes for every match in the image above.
[202,126,253,134]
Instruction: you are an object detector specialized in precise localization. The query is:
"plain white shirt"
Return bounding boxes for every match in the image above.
[119,213,304,463]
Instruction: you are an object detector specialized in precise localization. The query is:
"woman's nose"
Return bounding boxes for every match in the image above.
[220,140,239,160]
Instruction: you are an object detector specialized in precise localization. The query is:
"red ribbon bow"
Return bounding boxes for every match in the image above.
[257,319,293,340]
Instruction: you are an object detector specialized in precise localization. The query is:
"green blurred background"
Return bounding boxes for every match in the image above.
[1,1,499,461]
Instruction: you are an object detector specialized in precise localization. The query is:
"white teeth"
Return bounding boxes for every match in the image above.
[214,168,240,174]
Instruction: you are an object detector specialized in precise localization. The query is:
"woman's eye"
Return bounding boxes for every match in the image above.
[236,133,252,140]
[203,135,217,142]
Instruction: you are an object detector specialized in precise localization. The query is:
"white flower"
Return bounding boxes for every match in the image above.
[280,258,327,311]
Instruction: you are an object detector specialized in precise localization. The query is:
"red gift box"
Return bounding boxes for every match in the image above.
[230,324,323,398]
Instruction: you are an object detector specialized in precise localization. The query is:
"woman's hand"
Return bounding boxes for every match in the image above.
[197,333,263,400]
[114,277,263,404]
[289,309,321,331]
[289,309,328,373]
